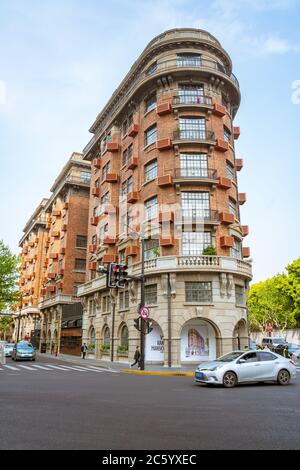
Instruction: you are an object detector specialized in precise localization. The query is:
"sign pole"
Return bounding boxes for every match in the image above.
[140,234,145,371]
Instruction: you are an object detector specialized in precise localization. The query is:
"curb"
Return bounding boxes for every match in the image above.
[121,369,194,377]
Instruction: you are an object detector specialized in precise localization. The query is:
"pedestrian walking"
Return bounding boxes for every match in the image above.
[81,343,88,359]
[130,346,141,369]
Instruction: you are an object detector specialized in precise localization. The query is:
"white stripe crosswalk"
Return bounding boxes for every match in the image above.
[0,363,118,374]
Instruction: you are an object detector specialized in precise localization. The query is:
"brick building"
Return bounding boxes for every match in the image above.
[77,28,253,366]
[17,152,91,355]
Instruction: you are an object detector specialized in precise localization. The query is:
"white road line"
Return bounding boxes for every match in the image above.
[30,364,53,370]
[58,365,88,372]
[83,365,118,373]
[3,365,19,371]
[44,364,72,371]
[17,365,37,371]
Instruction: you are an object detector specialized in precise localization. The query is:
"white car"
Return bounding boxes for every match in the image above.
[292,349,300,365]
[195,350,297,388]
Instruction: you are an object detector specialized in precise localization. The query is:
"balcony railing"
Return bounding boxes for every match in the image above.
[174,168,218,181]
[173,129,215,142]
[65,175,91,186]
[173,94,213,106]
[181,209,219,223]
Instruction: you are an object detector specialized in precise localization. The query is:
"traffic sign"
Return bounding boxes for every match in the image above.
[139,306,150,320]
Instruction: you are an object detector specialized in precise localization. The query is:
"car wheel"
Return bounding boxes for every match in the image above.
[277,369,290,385]
[223,371,238,388]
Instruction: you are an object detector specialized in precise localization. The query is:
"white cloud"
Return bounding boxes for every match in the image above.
[261,36,300,54]
[0,80,7,105]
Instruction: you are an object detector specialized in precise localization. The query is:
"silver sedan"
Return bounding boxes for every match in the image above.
[195,350,297,388]
[292,349,300,365]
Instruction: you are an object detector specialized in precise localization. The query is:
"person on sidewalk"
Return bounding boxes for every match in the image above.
[81,343,88,359]
[131,346,141,369]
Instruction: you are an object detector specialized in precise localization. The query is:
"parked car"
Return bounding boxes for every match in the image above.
[261,337,287,350]
[12,342,36,361]
[4,343,14,357]
[291,349,300,365]
[195,350,296,388]
[287,343,300,358]
[249,342,257,350]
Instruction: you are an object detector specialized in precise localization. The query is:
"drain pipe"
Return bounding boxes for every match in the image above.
[167,273,172,368]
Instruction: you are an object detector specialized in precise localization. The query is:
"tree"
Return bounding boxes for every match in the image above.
[248,273,296,335]
[0,315,13,340]
[0,240,20,310]
[285,258,300,321]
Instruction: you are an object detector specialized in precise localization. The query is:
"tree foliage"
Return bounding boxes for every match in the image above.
[248,258,300,333]
[0,315,13,340]
[0,240,20,310]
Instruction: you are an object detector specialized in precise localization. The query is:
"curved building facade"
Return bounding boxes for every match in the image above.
[78,28,252,366]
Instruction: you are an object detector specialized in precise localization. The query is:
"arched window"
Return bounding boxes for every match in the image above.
[121,325,129,347]
[90,327,95,346]
[103,327,110,347]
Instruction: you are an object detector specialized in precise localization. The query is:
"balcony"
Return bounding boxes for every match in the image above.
[233,127,240,140]
[156,138,172,151]
[47,286,56,293]
[103,204,116,215]
[173,130,215,146]
[160,236,174,247]
[61,224,67,232]
[52,210,61,217]
[159,211,174,224]
[242,247,250,258]
[218,177,232,190]
[126,157,138,170]
[92,187,100,197]
[173,94,213,111]
[127,191,139,204]
[239,193,247,205]
[63,202,69,210]
[157,175,173,187]
[241,225,249,237]
[174,168,218,185]
[220,236,234,248]
[93,158,101,168]
[125,246,139,257]
[60,247,66,255]
[89,261,97,271]
[236,159,243,171]
[57,282,64,290]
[104,173,118,183]
[102,254,118,263]
[219,212,234,224]
[106,142,119,152]
[181,209,219,225]
[128,123,139,137]
[89,244,97,253]
[51,231,60,238]
[49,253,58,260]
[90,216,99,226]
[59,269,65,276]
[48,273,57,279]
[103,236,117,245]
[156,102,172,116]
[215,138,229,152]
[212,103,226,117]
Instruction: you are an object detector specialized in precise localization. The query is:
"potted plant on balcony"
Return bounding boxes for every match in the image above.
[151,247,160,258]
[202,246,217,256]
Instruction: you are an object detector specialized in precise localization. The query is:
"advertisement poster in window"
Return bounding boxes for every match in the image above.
[145,323,164,362]
[181,323,210,361]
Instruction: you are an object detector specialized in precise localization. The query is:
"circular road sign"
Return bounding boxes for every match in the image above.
[140,306,150,320]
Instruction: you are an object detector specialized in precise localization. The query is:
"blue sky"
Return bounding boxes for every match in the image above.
[0,0,299,283]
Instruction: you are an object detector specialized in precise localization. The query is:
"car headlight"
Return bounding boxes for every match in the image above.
[209,365,223,371]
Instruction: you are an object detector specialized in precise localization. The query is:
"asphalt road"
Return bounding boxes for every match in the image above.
[0,356,300,450]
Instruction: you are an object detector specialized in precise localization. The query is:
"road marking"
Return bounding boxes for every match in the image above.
[84,365,119,373]
[30,364,53,370]
[44,364,72,371]
[58,365,88,372]
[17,365,37,371]
[3,365,19,371]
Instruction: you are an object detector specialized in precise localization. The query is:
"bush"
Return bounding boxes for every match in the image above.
[202,246,217,256]
[101,344,110,352]
[117,344,128,354]
[88,343,95,352]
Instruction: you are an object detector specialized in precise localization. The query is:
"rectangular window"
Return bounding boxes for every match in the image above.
[145,124,157,146]
[91,234,97,245]
[185,282,212,303]
[119,290,129,310]
[121,176,133,196]
[177,54,201,67]
[226,161,234,180]
[235,285,244,305]
[123,120,128,136]
[95,178,100,188]
[80,171,91,183]
[145,196,158,220]
[100,192,109,206]
[144,160,158,182]
[229,198,236,217]
[145,284,158,305]
[180,153,208,177]
[119,249,126,264]
[224,127,231,143]
[182,232,212,256]
[73,283,82,295]
[178,84,204,104]
[179,118,206,140]
[102,295,111,313]
[76,235,87,248]
[122,144,133,166]
[102,161,111,179]
[182,192,210,219]
[75,259,86,272]
[230,239,242,259]
[99,223,109,241]
[144,238,160,260]
[145,94,157,113]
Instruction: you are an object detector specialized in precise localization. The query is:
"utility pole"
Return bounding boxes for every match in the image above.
[139,234,146,371]
[110,288,118,362]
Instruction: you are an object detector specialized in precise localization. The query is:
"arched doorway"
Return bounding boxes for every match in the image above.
[181,318,220,363]
[145,320,164,363]
[233,320,249,350]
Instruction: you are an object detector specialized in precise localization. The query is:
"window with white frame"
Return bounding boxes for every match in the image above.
[224,127,231,143]
[102,295,111,313]
[229,198,236,217]
[145,124,157,146]
[144,160,158,182]
[99,223,108,241]
[102,161,111,179]
[182,231,212,256]
[121,176,133,196]
[179,118,206,140]
[230,238,242,259]
[122,144,133,166]
[119,290,129,310]
[145,196,158,220]
[181,192,210,219]
[180,153,208,177]
[145,94,156,113]
[145,284,158,305]
[177,54,201,67]
[185,282,212,303]
[226,161,234,180]
[178,84,204,104]
[80,171,91,183]
[100,192,110,206]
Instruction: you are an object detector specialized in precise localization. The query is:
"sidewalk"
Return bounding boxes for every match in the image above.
[36,352,196,376]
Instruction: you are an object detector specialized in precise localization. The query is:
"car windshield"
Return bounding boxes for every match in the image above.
[5,344,14,348]
[17,343,33,350]
[288,343,299,349]
[273,338,285,344]
[216,352,243,362]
